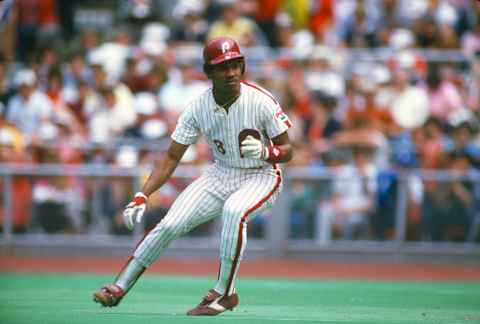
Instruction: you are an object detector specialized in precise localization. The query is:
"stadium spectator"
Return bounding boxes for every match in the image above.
[88,28,133,84]
[304,45,346,98]
[45,67,84,136]
[462,23,480,58]
[14,0,40,62]
[344,80,393,134]
[5,69,54,143]
[389,69,429,130]
[0,58,14,107]
[308,0,335,44]
[425,64,464,122]
[88,87,137,144]
[77,28,102,58]
[339,2,379,48]
[63,52,93,89]
[206,1,265,47]
[316,146,377,243]
[158,61,209,118]
[421,150,476,241]
[249,0,282,47]
[447,115,480,167]
[289,146,323,239]
[307,90,342,153]
[0,125,31,233]
[170,0,208,44]
[124,92,167,141]
[417,116,449,169]
[36,0,59,48]
[0,0,479,243]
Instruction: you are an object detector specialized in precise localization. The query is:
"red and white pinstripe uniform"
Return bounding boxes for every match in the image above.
[133,81,291,295]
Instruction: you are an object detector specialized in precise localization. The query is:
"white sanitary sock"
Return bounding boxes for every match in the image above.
[115,257,145,292]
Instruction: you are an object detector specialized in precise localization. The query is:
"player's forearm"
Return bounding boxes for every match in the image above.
[140,153,179,197]
[267,143,293,163]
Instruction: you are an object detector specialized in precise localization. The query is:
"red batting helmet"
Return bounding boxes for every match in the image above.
[203,37,244,66]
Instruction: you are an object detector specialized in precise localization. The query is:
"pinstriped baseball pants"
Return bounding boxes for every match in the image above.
[133,163,282,287]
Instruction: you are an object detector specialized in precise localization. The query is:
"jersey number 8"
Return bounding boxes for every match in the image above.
[213,139,226,154]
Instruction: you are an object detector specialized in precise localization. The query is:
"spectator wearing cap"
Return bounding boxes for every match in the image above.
[274,11,296,49]
[5,69,54,143]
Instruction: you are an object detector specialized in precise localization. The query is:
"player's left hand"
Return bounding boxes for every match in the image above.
[123,192,148,230]
[240,135,268,160]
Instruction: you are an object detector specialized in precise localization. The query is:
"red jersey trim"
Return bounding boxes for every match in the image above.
[241,81,278,105]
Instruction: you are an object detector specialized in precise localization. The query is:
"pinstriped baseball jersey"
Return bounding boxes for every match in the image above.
[171,81,292,168]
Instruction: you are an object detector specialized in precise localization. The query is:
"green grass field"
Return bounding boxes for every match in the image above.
[1,273,479,324]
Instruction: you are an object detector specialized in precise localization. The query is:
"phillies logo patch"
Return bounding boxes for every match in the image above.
[275,108,292,128]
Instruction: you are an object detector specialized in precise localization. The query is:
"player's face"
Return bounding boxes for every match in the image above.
[210,59,243,93]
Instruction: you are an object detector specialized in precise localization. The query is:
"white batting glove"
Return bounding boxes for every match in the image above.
[123,192,148,230]
[240,136,269,160]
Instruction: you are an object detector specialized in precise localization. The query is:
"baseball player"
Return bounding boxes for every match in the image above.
[93,36,293,316]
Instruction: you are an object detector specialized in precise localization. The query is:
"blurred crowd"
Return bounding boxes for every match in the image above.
[0,0,479,242]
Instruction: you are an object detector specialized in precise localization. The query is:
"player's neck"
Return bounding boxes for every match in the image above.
[213,89,240,110]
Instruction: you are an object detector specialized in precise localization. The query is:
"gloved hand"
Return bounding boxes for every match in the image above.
[123,192,148,230]
[240,135,269,160]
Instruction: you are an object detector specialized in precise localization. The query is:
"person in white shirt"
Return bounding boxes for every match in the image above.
[5,70,53,142]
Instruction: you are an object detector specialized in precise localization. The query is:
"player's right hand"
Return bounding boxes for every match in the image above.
[123,192,148,230]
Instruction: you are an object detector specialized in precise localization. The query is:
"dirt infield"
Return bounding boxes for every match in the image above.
[1,257,480,281]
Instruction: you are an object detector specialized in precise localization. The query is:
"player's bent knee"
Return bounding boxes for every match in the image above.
[223,206,247,220]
